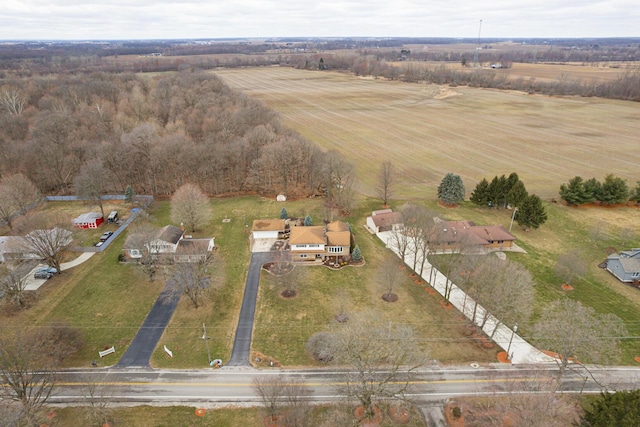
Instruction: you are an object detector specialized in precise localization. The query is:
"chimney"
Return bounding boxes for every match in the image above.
[180,222,185,232]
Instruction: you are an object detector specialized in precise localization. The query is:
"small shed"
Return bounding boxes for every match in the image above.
[72,212,104,229]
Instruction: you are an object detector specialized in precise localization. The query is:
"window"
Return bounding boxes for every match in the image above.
[308,244,320,248]
[300,254,307,259]
[328,247,343,253]
[130,249,141,257]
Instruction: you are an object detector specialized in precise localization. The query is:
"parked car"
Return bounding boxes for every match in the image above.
[94,241,104,247]
[100,231,114,241]
[34,266,57,279]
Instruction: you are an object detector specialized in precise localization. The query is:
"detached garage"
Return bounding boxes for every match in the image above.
[72,212,104,229]
[251,219,285,239]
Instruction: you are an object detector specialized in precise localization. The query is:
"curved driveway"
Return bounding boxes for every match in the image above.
[227,251,272,366]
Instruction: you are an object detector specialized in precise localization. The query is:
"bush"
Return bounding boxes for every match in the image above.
[306,332,336,363]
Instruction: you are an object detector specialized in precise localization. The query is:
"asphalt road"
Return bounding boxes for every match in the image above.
[116,285,180,368]
[227,252,272,366]
[49,364,640,405]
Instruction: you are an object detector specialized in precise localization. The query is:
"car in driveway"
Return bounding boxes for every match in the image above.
[100,231,114,241]
[34,267,57,280]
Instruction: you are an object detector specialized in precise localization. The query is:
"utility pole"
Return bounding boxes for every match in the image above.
[202,323,211,365]
[509,207,518,232]
[473,19,483,68]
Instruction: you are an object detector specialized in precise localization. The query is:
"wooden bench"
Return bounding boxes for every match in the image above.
[99,346,115,358]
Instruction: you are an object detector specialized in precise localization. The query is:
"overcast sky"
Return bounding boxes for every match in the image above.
[1,0,638,40]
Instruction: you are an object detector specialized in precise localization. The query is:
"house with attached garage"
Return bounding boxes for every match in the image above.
[289,220,352,263]
[605,249,640,283]
[122,225,214,263]
[428,220,516,253]
[366,208,404,234]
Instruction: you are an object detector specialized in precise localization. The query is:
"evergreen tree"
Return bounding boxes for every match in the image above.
[124,184,135,204]
[630,181,640,203]
[495,174,508,207]
[487,175,507,207]
[559,176,591,205]
[279,207,288,219]
[470,178,489,206]
[352,244,362,262]
[506,172,520,193]
[437,173,465,205]
[304,214,312,226]
[583,177,602,202]
[515,194,547,230]
[506,180,529,208]
[599,174,629,205]
[580,390,640,427]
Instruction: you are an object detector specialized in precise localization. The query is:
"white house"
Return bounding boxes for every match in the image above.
[122,225,214,263]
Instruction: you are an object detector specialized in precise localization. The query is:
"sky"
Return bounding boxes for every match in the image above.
[0,0,638,41]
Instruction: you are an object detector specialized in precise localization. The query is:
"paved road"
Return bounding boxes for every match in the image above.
[116,285,179,368]
[227,252,273,366]
[50,364,640,405]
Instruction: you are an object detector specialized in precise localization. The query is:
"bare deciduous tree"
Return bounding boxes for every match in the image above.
[127,222,161,282]
[0,87,27,116]
[379,253,400,302]
[252,374,288,421]
[170,183,211,233]
[459,370,580,427]
[554,250,587,286]
[533,298,627,381]
[0,183,15,229]
[18,213,73,274]
[0,329,56,426]
[0,264,30,309]
[331,312,426,422]
[376,161,394,207]
[81,373,114,427]
[0,174,41,230]
[75,159,110,218]
[466,256,535,338]
[165,254,215,309]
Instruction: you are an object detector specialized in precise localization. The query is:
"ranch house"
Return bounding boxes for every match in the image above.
[122,225,214,263]
[605,249,640,283]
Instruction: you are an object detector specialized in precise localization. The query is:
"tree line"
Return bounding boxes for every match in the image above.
[0,70,357,211]
[559,174,640,206]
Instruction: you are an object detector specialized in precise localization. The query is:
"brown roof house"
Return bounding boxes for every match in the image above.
[429,220,516,253]
[366,209,404,234]
[289,220,353,263]
[123,225,214,263]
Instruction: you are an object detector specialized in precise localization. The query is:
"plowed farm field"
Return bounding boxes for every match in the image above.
[215,67,640,199]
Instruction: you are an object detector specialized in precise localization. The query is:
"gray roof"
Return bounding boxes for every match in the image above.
[157,225,184,244]
[175,239,212,255]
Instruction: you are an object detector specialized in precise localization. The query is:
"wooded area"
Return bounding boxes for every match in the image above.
[0,70,345,199]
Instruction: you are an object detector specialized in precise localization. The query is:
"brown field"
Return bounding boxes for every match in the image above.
[214,66,640,200]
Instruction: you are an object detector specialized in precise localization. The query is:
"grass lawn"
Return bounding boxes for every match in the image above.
[52,403,428,426]
[252,196,497,366]
[426,199,640,363]
[2,193,639,369]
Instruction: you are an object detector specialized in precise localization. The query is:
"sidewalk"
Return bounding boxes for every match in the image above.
[378,230,554,365]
